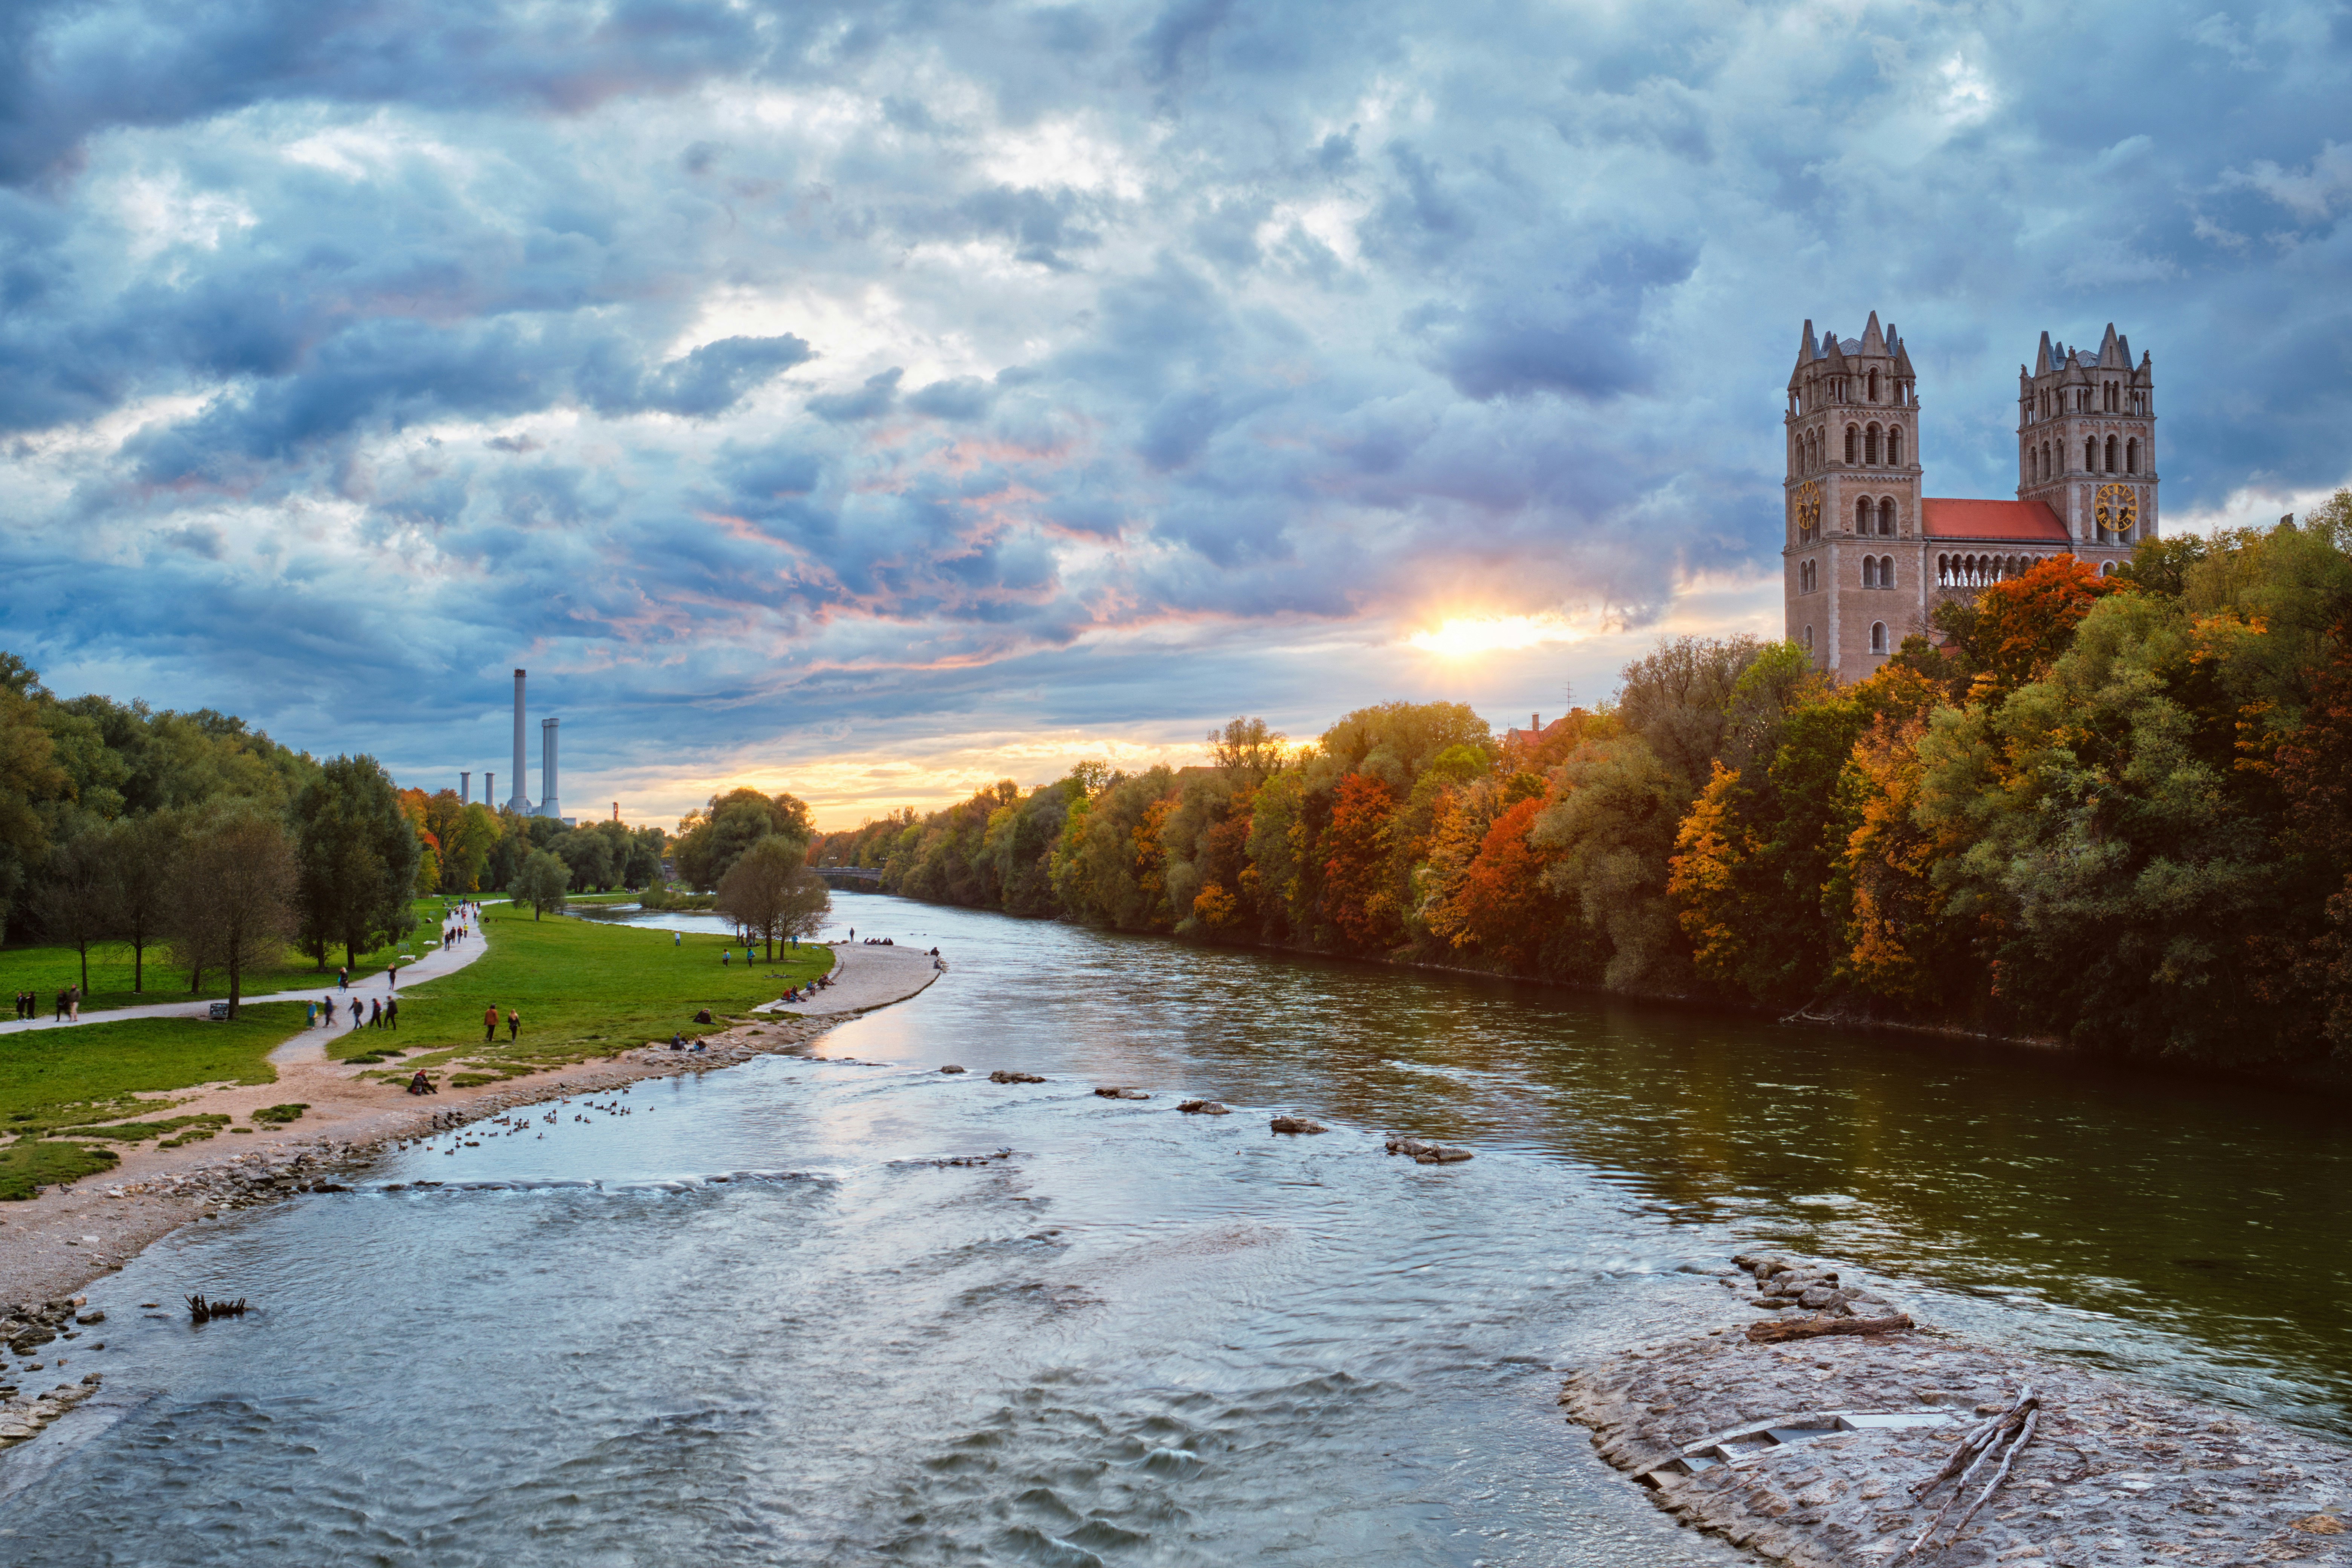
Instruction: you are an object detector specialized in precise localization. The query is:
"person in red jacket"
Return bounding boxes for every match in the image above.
[484,1004,499,1043]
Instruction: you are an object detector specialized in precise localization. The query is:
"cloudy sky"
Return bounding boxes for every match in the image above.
[2,0,2346,827]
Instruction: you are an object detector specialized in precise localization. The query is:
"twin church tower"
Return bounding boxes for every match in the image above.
[1783,312,2157,675]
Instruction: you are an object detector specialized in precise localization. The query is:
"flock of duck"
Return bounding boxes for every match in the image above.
[401,1088,649,1155]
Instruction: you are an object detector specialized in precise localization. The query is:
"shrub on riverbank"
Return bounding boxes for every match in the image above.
[812,504,2352,1070]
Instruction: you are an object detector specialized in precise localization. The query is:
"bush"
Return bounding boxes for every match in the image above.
[251,1103,309,1124]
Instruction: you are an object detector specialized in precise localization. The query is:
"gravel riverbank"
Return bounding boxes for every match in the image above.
[1562,1255,2352,1566]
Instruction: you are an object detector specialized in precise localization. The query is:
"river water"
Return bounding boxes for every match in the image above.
[5,897,2348,1564]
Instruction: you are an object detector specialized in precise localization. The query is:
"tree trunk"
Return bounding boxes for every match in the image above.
[78,939,89,997]
[133,936,143,994]
[225,934,241,1021]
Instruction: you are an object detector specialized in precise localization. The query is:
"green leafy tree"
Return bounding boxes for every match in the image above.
[714,836,832,957]
[165,804,297,1019]
[554,825,616,891]
[674,788,815,890]
[292,755,421,969]
[35,827,118,997]
[512,848,571,920]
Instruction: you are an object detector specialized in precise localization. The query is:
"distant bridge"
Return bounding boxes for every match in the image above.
[816,865,884,887]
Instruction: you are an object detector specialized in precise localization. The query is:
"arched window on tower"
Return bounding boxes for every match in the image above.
[1862,556,1877,588]
[1867,369,1879,401]
[1870,622,1887,655]
[1845,425,1859,464]
[1879,555,1894,587]
[1878,497,1896,536]
[2126,437,2138,474]
[1804,625,1815,652]
[1888,427,1903,466]
[1865,424,1881,465]
[2084,437,2098,471]
[2105,435,2118,473]
[2039,443,2050,482]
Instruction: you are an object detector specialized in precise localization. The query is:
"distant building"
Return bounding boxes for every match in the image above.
[1784,313,2157,678]
[1502,712,1580,749]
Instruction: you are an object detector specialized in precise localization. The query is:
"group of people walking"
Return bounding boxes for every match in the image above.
[12,988,78,1021]
[312,994,399,1030]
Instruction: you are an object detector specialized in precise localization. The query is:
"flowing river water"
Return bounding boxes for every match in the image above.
[5,897,2348,1565]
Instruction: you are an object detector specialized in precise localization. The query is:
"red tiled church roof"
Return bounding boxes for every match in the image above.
[1920,499,2069,542]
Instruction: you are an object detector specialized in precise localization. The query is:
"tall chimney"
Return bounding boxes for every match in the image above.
[508,669,529,811]
[541,716,560,820]
[460,771,470,805]
[1532,712,1541,734]
[485,772,495,810]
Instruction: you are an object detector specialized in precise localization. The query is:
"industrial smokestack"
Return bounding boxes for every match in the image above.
[540,717,560,819]
[485,772,495,809]
[508,669,531,812]
[460,771,471,805]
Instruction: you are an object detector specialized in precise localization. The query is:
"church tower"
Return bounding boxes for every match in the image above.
[1784,311,1923,675]
[2017,323,2157,559]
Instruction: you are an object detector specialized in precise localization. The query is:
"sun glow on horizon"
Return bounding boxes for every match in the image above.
[1406,613,1584,659]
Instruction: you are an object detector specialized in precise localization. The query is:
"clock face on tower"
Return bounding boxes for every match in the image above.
[2095,483,2138,539]
[1792,480,1822,542]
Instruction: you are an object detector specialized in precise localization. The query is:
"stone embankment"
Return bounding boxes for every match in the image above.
[0,1295,101,1450]
[1562,1253,2352,1566]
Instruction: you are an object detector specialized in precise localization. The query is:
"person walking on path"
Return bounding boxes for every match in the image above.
[52,989,65,1022]
[348,997,363,1028]
[368,997,381,1028]
[506,1008,519,1041]
[483,1005,499,1043]
[386,996,399,1030]
[67,986,79,1021]
[386,965,398,992]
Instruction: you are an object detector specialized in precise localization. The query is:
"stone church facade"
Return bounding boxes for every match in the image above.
[1783,312,2158,677]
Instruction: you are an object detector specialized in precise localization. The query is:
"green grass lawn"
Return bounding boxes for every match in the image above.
[0,897,466,1015]
[0,1002,308,1199]
[331,900,833,1080]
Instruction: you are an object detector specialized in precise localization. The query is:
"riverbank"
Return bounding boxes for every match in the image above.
[1563,1254,2352,1566]
[0,942,941,1316]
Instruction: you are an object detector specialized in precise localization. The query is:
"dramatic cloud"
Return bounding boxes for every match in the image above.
[2,0,2347,823]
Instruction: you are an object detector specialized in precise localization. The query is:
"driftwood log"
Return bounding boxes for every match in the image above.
[1906,1385,2041,1557]
[185,1294,248,1322]
[1745,1312,1913,1343]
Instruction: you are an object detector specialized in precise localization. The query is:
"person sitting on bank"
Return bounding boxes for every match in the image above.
[407,1070,438,1096]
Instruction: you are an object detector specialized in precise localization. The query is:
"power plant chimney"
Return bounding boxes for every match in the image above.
[540,716,560,819]
[507,669,531,812]
[460,771,471,805]
[485,772,495,809]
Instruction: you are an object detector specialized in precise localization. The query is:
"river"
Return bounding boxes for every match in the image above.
[4,896,2347,1564]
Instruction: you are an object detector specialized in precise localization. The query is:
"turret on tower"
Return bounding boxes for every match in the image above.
[2017,323,2157,548]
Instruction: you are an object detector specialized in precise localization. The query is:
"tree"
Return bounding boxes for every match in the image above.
[107,811,181,993]
[0,663,66,941]
[554,826,615,892]
[1321,773,1401,949]
[165,805,297,1018]
[292,755,421,968]
[1209,717,1287,783]
[673,787,815,890]
[1435,796,1557,971]
[714,836,831,957]
[36,828,118,997]
[512,849,570,920]
[1936,555,2129,700]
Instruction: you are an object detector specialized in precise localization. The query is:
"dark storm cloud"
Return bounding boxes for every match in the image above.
[1,0,2347,801]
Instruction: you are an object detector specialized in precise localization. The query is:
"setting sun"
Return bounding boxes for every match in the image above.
[1406,614,1583,658]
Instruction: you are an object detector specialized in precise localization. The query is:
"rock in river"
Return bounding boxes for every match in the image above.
[1092,1087,1150,1100]
[1178,1100,1230,1115]
[1269,1116,1326,1135]
[939,1065,967,1074]
[1384,1135,1473,1164]
[988,1070,1046,1085]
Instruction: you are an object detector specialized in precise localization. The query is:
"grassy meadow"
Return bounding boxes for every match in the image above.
[0,897,460,1014]
[329,899,833,1083]
[0,897,829,1196]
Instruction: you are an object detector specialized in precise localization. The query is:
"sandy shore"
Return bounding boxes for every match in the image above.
[0,941,942,1311]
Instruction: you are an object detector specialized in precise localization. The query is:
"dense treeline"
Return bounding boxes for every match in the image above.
[812,499,2352,1070]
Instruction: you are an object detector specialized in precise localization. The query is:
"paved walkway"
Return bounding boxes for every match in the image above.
[0,910,495,1040]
